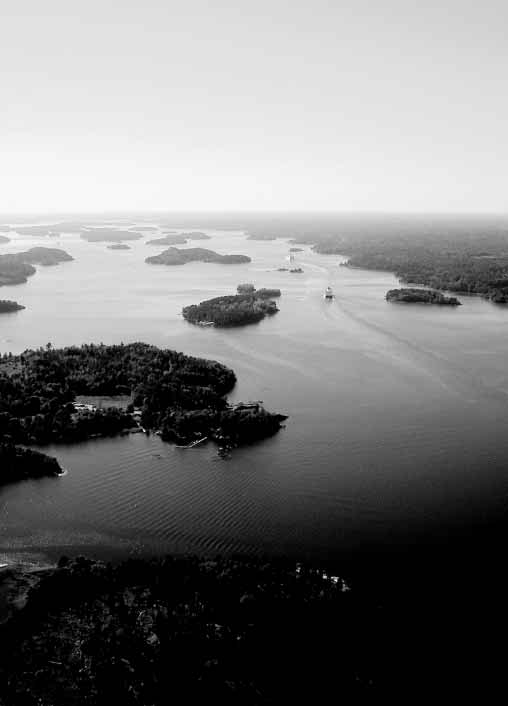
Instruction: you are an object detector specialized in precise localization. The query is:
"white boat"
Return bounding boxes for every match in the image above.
[324,286,334,299]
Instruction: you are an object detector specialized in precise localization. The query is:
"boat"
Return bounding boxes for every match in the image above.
[324,286,334,299]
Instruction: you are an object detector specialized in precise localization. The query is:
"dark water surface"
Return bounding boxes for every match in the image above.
[2,225,508,569]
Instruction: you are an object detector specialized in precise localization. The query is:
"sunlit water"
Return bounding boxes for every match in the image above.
[2,225,508,569]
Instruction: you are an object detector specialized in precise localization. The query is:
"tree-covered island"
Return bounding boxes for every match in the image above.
[0,300,25,313]
[145,247,251,266]
[0,248,73,286]
[183,285,281,327]
[386,288,461,305]
[81,229,142,243]
[0,343,287,476]
[107,243,131,250]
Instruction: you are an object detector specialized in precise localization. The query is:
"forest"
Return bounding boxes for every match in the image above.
[0,554,368,704]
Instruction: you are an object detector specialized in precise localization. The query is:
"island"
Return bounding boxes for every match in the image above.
[0,300,25,313]
[290,268,304,273]
[146,234,189,246]
[80,229,142,243]
[0,247,73,286]
[0,342,286,452]
[0,444,62,485]
[289,247,304,252]
[386,288,461,305]
[107,244,131,250]
[15,247,73,266]
[0,235,10,244]
[145,247,251,266]
[183,287,280,327]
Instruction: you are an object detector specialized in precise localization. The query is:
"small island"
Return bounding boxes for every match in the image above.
[289,247,304,252]
[0,235,10,244]
[107,244,131,250]
[386,288,461,305]
[0,300,25,313]
[146,247,251,266]
[81,229,142,243]
[183,286,281,327]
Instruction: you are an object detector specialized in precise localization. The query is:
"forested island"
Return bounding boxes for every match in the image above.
[243,216,508,303]
[146,234,188,245]
[0,343,286,463]
[0,300,25,313]
[183,286,280,327]
[0,248,73,286]
[81,229,142,243]
[386,288,461,305]
[146,247,251,266]
[107,244,130,250]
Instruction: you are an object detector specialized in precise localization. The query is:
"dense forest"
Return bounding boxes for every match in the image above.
[182,291,280,327]
[386,288,461,305]
[0,555,370,704]
[0,342,285,454]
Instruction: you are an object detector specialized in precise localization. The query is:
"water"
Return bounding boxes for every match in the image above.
[2,223,508,569]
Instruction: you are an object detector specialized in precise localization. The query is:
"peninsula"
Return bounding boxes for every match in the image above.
[0,342,286,456]
[386,288,461,305]
[0,300,25,313]
[246,232,277,240]
[0,444,62,485]
[146,247,251,266]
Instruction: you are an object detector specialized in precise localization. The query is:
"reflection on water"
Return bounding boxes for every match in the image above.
[2,226,508,567]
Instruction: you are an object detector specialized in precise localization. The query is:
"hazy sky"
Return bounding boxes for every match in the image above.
[1,0,507,213]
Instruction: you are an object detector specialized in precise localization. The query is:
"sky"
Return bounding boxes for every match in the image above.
[1,0,507,214]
